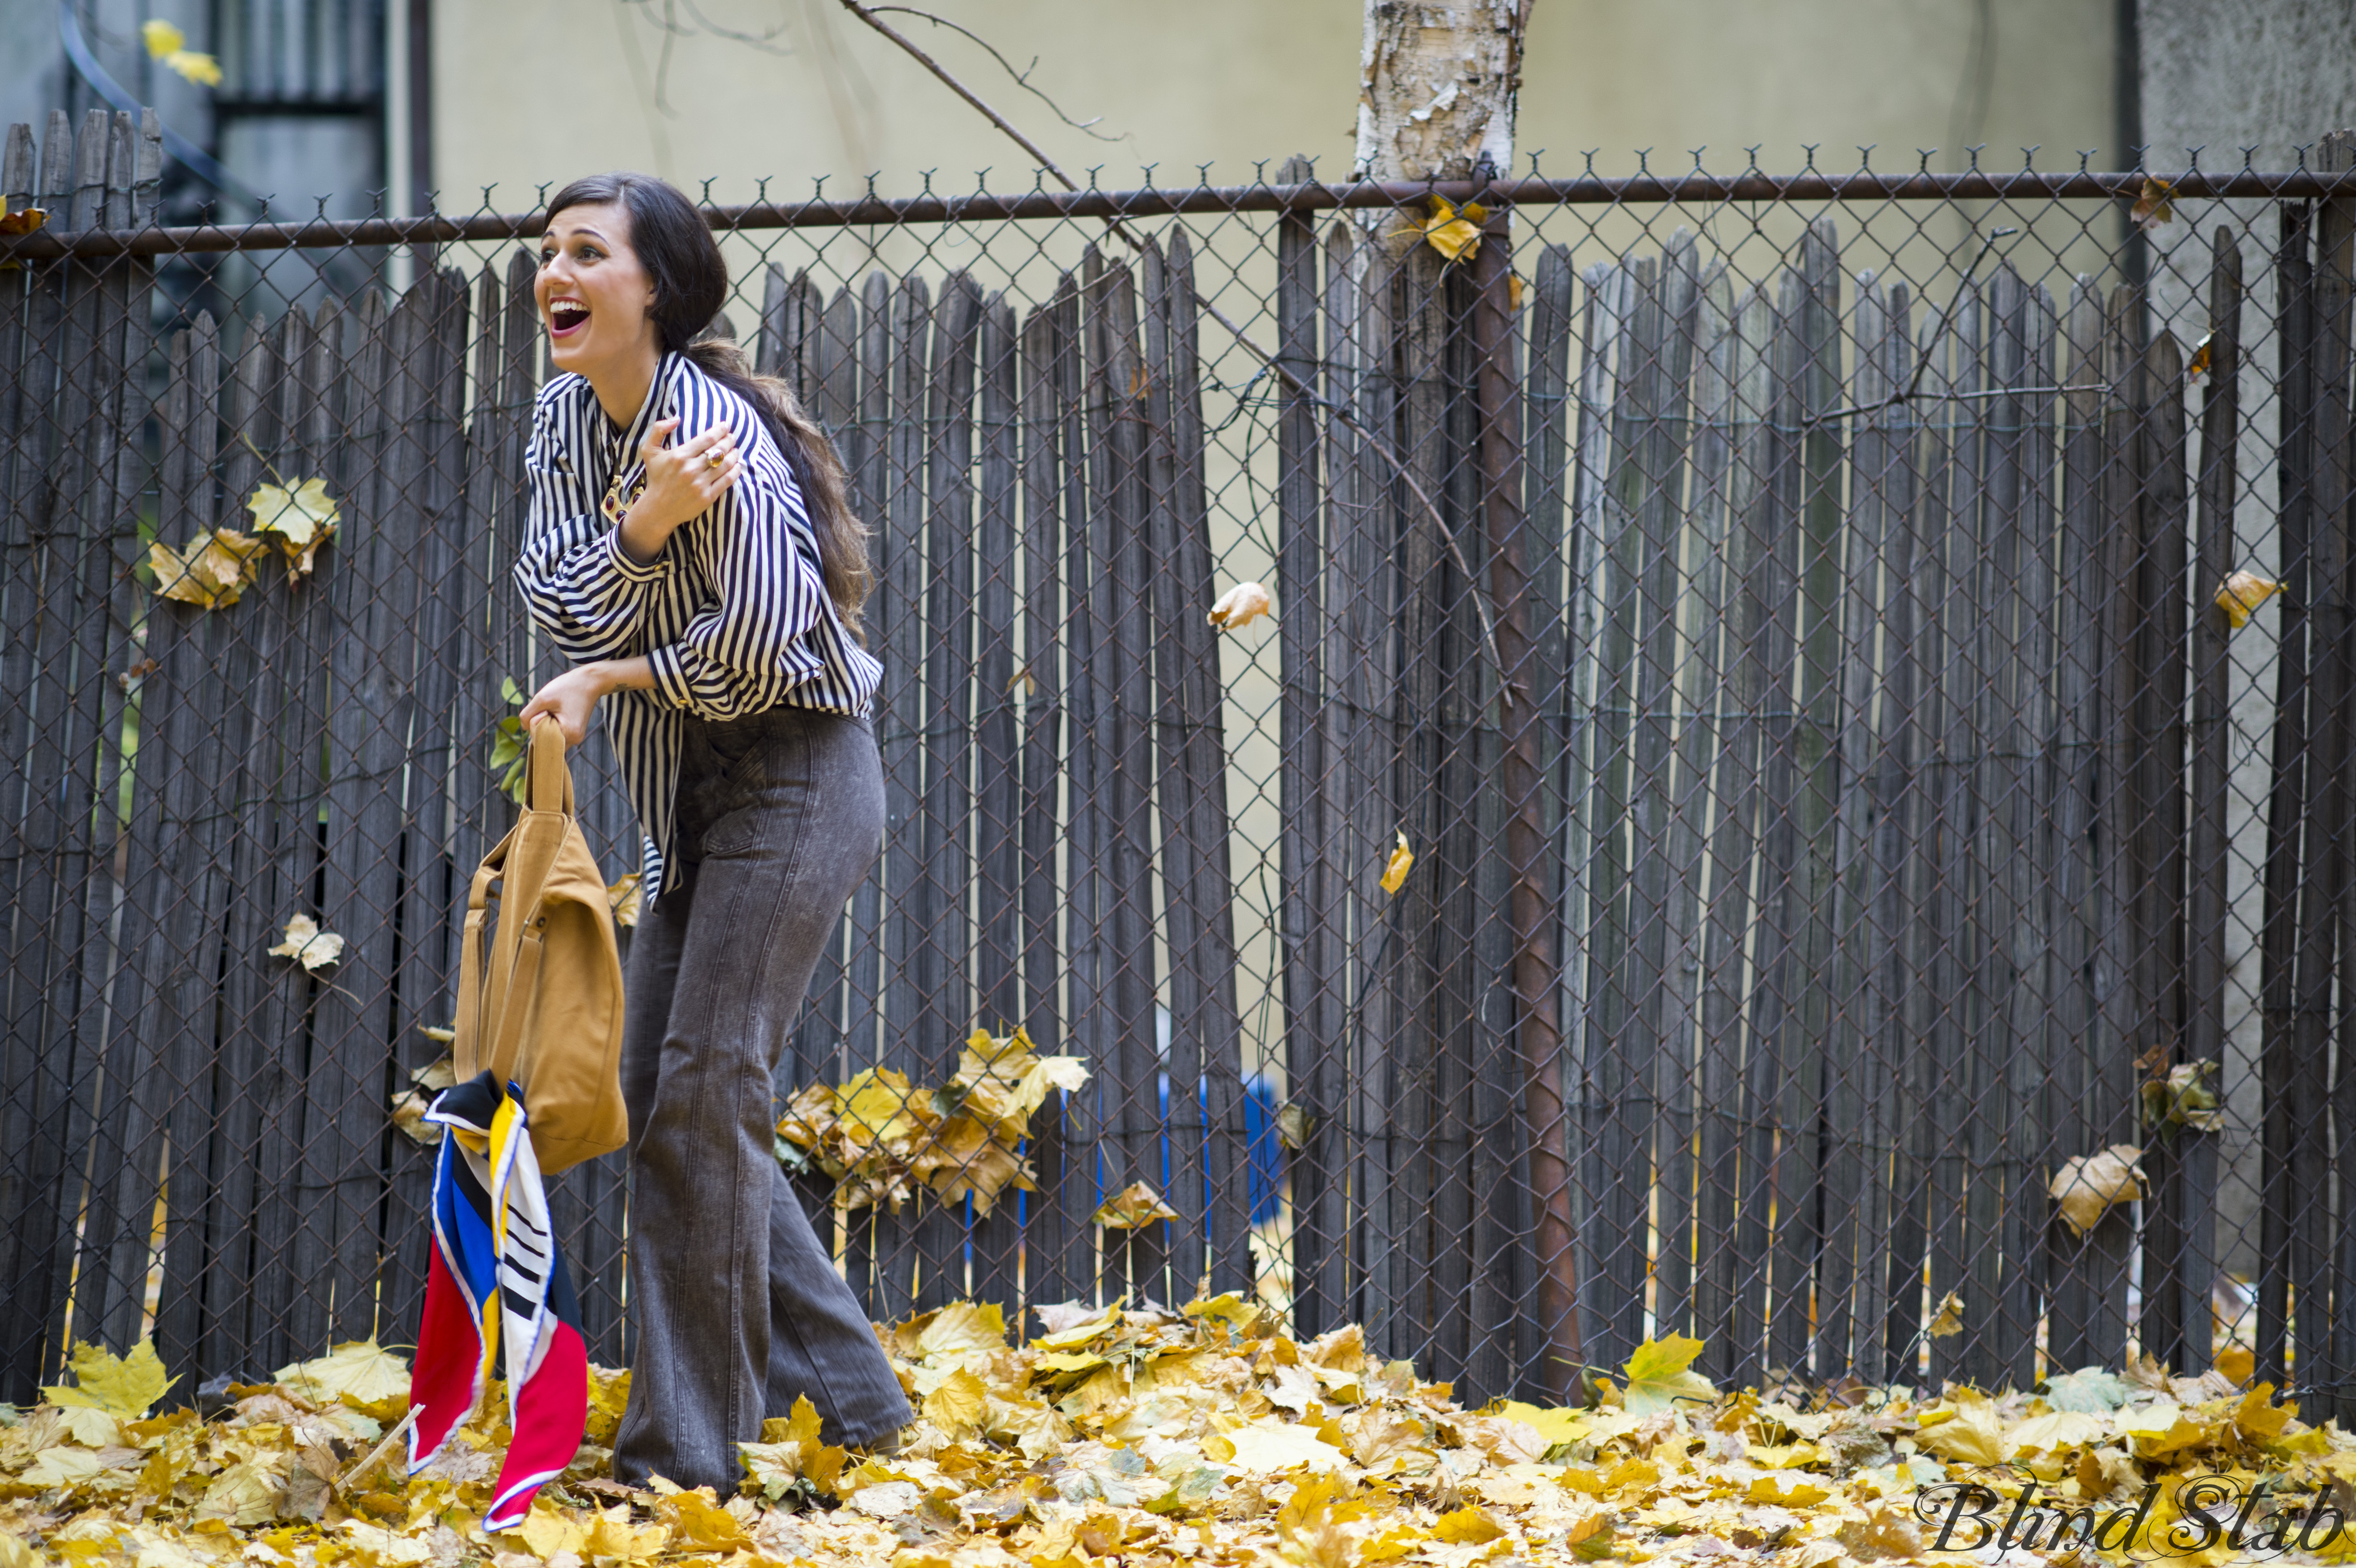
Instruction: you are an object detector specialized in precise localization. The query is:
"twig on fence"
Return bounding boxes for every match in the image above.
[1802,224,2021,426]
[830,0,1515,705]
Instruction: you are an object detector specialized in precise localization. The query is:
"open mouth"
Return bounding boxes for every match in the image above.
[550,300,590,335]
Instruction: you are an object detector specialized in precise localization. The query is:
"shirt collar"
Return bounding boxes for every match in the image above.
[599,350,684,477]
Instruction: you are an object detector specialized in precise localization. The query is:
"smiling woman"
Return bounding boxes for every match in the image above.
[509,171,908,1493]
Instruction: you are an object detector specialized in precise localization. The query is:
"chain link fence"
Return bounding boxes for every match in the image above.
[6,100,2356,1411]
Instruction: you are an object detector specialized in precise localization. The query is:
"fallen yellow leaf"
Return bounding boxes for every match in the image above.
[43,1339,176,1418]
[1621,1333,1715,1416]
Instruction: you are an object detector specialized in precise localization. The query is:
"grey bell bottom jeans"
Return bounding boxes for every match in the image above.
[611,705,911,1492]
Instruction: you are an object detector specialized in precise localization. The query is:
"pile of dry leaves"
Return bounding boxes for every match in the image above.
[4,1296,2352,1568]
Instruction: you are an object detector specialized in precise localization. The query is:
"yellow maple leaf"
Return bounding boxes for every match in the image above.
[658,1487,750,1552]
[141,19,186,54]
[1620,1333,1714,1416]
[1380,831,1415,896]
[246,477,339,578]
[511,1500,587,1558]
[274,1339,409,1407]
[583,1507,668,1562]
[1928,1287,1965,1336]
[923,1368,991,1439]
[43,1338,176,1418]
[269,912,345,973]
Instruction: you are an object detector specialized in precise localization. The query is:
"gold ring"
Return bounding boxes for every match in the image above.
[707,449,724,468]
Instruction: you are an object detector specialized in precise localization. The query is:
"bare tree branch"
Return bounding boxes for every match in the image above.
[829,0,1071,180]
[862,6,1120,141]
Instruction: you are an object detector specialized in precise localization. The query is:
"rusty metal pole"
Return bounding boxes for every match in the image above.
[1470,187,1582,1391]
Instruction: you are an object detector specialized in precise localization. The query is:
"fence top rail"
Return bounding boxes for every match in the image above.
[6,166,2355,260]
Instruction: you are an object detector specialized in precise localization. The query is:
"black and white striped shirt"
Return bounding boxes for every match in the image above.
[515,350,881,898]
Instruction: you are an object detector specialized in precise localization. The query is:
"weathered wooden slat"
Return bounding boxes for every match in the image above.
[1273,165,1345,1332]
[2048,276,2130,1372]
[865,272,933,1318]
[1149,233,1249,1301]
[839,272,892,1108]
[1686,267,1755,1381]
[1853,274,1918,1382]
[1982,263,2046,1389]
[1578,252,1650,1369]
[1628,232,1701,1343]
[904,270,979,1308]
[60,111,163,1354]
[1046,271,1101,1304]
[1819,268,1897,1378]
[1385,244,1451,1366]
[2178,229,2240,1380]
[0,112,120,1383]
[1336,231,1400,1350]
[1087,254,1166,1304]
[1769,223,1841,1378]
[969,289,1023,1310]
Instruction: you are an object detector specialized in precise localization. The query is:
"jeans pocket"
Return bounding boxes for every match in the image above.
[696,740,770,857]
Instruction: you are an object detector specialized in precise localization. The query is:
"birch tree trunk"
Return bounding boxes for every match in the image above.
[1355,0,1533,180]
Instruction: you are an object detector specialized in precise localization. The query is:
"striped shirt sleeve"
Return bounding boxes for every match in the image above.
[514,380,670,661]
[643,401,837,722]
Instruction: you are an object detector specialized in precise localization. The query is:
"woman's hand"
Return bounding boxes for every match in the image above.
[617,416,741,563]
[518,657,656,748]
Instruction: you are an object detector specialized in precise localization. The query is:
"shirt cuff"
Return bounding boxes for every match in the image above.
[603,526,671,583]
[645,642,696,711]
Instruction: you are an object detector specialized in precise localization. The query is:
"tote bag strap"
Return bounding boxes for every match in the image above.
[527,714,576,818]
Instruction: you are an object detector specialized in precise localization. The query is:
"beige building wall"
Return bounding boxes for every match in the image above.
[435,0,2117,204]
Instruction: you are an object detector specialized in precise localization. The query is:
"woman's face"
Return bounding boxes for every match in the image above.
[536,200,658,382]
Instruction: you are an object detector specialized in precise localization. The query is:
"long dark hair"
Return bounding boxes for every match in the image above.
[545,171,872,637]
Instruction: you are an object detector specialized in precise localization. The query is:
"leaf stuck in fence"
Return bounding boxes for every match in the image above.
[608,872,643,928]
[489,680,532,806]
[2216,570,2282,628]
[1206,579,1273,630]
[1928,1288,1964,1337]
[268,913,344,973]
[2050,1143,2146,1237]
[0,200,45,237]
[148,528,268,610]
[1380,831,1415,896]
[2131,175,2175,231]
[1094,1180,1179,1229]
[245,477,340,579]
[1381,196,1486,263]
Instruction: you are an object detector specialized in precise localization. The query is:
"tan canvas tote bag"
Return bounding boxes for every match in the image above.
[452,715,627,1174]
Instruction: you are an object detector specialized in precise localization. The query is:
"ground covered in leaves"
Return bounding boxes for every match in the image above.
[6,1296,2355,1568]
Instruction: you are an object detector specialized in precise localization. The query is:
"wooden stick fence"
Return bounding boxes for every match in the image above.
[4,104,2352,1412]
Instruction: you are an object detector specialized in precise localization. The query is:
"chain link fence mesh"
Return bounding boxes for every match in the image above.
[5,101,2356,1410]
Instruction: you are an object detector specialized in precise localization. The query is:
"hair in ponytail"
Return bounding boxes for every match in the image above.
[545,171,873,639]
